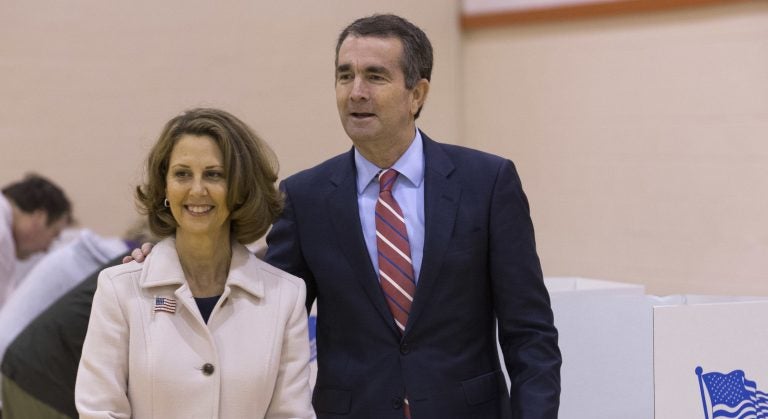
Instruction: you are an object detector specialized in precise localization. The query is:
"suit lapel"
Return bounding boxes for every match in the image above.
[406,135,460,334]
[326,150,398,333]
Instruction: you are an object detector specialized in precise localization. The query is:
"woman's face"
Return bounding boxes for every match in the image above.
[165,135,230,239]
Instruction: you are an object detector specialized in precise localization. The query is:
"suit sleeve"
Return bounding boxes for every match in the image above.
[75,272,131,419]
[266,180,317,313]
[490,160,561,419]
[265,279,316,419]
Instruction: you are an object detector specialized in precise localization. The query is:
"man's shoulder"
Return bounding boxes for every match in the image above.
[423,135,509,171]
[282,150,352,187]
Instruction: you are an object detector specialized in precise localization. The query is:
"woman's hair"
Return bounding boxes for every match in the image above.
[136,108,283,244]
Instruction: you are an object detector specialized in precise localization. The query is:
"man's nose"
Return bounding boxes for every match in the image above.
[350,78,369,101]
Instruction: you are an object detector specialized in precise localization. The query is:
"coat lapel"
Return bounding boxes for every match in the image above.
[406,135,459,334]
[141,239,265,327]
[326,150,398,333]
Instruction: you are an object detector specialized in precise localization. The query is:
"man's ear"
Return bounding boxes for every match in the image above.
[410,78,430,116]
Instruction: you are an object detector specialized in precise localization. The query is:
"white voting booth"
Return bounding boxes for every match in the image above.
[654,296,768,419]
[543,277,653,419]
[542,277,768,419]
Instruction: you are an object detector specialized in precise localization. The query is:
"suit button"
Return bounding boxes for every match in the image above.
[202,363,215,375]
[391,397,403,409]
[400,343,410,355]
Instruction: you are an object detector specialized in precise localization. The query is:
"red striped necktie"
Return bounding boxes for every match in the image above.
[376,169,416,334]
[375,168,414,418]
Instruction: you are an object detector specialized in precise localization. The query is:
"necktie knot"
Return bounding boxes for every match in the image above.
[378,169,398,194]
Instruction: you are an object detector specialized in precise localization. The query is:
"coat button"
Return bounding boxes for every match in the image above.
[400,342,410,355]
[391,397,403,409]
[202,363,215,375]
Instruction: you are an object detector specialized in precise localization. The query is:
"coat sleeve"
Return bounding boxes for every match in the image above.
[265,180,317,313]
[75,271,131,419]
[265,279,316,419]
[490,160,562,419]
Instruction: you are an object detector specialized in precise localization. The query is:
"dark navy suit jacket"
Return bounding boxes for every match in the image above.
[265,133,561,419]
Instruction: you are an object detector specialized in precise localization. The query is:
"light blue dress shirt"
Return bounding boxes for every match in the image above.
[355,130,425,283]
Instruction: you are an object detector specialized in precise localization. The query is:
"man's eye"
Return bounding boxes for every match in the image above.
[337,73,352,82]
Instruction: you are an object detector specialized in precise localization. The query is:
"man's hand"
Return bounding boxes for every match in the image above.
[122,242,154,264]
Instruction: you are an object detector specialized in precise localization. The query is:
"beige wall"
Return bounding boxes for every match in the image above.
[2,1,766,296]
[463,1,768,295]
[0,0,461,236]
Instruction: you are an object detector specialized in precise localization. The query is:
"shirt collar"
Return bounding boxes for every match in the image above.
[354,129,425,194]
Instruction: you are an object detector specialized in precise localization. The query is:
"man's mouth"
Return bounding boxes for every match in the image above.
[350,112,375,119]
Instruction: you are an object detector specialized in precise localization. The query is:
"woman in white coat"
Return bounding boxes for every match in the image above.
[75,108,315,418]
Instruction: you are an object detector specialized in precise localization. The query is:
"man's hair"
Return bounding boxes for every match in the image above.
[2,174,72,226]
[135,108,283,245]
[336,14,433,118]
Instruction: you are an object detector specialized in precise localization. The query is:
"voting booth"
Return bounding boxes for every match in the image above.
[654,296,768,419]
[544,277,653,419]
[544,277,768,419]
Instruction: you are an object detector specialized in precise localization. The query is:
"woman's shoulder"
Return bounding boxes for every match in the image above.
[234,245,305,295]
[99,260,143,280]
[98,237,176,285]
[252,256,304,288]
[96,259,144,293]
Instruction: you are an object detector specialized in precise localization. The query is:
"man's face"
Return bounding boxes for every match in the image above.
[14,210,68,259]
[335,35,425,149]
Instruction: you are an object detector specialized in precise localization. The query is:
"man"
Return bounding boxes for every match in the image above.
[128,14,561,418]
[265,14,561,418]
[1,253,128,419]
[1,219,150,418]
[0,229,130,370]
[0,174,72,307]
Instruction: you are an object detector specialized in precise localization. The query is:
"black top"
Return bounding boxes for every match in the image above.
[1,253,129,418]
[194,295,221,324]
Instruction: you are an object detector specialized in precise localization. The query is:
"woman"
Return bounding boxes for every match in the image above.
[75,108,315,418]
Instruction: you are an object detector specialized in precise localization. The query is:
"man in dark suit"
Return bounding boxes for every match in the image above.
[265,14,561,419]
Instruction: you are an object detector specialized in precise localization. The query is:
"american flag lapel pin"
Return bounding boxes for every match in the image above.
[154,296,177,314]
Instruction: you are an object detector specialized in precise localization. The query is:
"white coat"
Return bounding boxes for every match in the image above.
[75,238,315,419]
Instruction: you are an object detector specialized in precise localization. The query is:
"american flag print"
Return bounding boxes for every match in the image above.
[154,296,177,314]
[697,367,768,419]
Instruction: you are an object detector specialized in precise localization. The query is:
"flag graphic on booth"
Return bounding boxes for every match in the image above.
[696,366,768,419]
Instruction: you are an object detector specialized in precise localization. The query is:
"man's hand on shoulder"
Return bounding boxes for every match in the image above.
[122,242,154,264]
